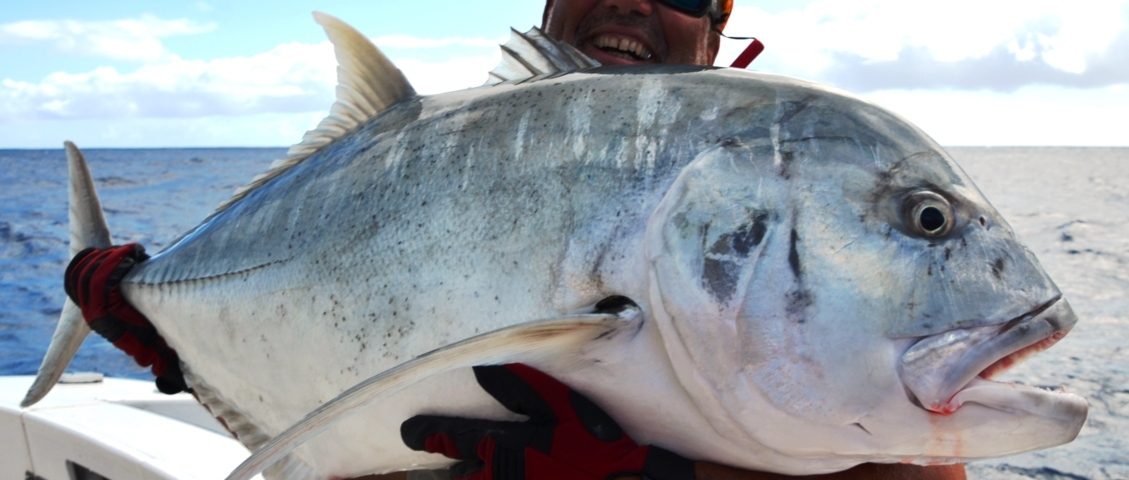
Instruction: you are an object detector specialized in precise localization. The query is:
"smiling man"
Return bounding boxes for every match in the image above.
[541,0,729,65]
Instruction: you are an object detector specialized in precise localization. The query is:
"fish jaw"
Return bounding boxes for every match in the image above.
[898,296,1088,445]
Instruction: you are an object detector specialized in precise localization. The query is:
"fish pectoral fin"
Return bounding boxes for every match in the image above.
[218,11,418,213]
[22,142,111,407]
[225,310,640,480]
[487,27,600,86]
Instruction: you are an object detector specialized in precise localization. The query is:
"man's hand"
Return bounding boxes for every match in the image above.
[401,363,694,480]
[65,244,187,394]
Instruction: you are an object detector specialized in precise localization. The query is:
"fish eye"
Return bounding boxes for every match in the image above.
[906,192,954,237]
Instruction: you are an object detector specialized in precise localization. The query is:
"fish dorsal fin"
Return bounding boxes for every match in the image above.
[486,27,600,86]
[217,12,415,212]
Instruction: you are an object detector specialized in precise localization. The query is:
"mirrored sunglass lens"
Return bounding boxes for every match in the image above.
[659,0,711,16]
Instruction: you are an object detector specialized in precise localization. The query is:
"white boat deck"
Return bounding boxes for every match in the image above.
[0,374,261,480]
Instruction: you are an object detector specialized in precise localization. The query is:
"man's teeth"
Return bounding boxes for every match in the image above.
[593,35,653,60]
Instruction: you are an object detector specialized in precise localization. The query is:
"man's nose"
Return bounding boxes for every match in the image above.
[601,0,655,16]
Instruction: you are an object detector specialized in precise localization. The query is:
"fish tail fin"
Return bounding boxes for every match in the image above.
[21,141,113,407]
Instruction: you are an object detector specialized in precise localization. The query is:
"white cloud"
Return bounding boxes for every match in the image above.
[721,0,1129,90]
[0,28,501,137]
[0,42,336,121]
[372,35,503,49]
[861,83,1129,146]
[0,15,216,62]
[394,55,500,94]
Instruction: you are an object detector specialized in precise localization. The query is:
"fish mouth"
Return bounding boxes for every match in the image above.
[899,296,1079,415]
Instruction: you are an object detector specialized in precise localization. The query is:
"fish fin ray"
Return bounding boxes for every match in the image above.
[22,142,111,407]
[225,309,640,480]
[187,367,320,480]
[485,27,599,86]
[217,11,416,213]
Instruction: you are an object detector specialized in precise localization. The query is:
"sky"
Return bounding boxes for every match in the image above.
[1,0,1126,148]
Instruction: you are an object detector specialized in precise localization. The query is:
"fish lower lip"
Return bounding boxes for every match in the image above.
[899,296,1075,414]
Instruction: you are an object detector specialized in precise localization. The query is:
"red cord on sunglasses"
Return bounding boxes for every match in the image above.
[730,38,765,69]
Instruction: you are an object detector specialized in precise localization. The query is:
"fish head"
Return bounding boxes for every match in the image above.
[643,82,1087,469]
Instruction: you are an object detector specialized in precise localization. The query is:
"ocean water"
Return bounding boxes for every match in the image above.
[0,147,283,378]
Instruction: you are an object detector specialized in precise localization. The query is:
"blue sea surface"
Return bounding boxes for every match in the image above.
[0,147,283,378]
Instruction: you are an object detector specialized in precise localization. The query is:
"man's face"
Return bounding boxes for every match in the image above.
[543,0,720,66]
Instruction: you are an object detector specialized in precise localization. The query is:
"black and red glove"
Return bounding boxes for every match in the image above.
[401,364,694,480]
[64,244,187,394]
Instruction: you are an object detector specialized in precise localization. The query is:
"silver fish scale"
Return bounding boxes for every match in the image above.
[125,68,746,315]
[120,67,908,435]
[111,68,793,452]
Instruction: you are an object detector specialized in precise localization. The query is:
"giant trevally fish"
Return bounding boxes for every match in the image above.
[23,12,1087,479]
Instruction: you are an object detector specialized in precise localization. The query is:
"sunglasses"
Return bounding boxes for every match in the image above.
[658,0,714,17]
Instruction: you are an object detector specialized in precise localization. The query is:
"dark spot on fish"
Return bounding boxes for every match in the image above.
[979,216,988,228]
[701,213,765,300]
[736,217,768,255]
[944,247,952,261]
[778,150,796,179]
[786,289,813,324]
[927,264,933,276]
[1061,232,1074,242]
[777,97,814,124]
[703,258,738,302]
[921,323,932,330]
[851,423,872,435]
[708,213,769,259]
[788,229,802,279]
[991,258,1005,279]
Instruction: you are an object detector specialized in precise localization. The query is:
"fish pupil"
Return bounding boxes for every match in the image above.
[920,206,947,233]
